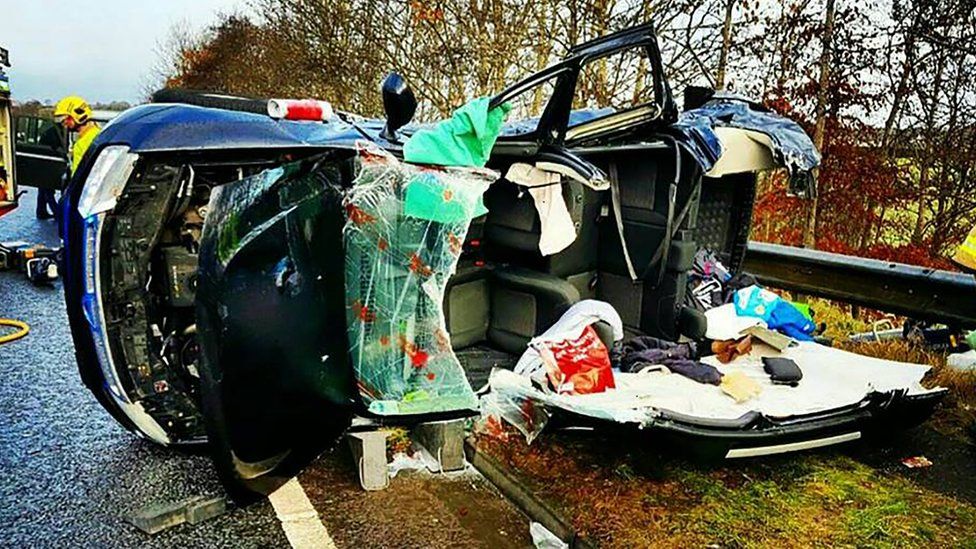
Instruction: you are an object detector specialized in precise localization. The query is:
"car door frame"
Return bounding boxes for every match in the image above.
[14,114,69,190]
[489,22,677,150]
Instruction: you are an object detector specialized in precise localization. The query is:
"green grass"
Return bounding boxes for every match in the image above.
[481,433,976,548]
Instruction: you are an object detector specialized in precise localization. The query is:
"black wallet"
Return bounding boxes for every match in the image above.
[761,357,802,386]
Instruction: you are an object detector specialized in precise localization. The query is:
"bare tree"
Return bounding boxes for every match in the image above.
[801,0,835,249]
[714,0,735,90]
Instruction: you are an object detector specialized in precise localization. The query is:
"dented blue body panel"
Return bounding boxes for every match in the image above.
[95,103,387,153]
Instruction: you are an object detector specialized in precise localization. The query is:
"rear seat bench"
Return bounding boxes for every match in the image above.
[442,173,600,387]
[444,259,581,387]
[445,263,580,353]
[443,146,706,384]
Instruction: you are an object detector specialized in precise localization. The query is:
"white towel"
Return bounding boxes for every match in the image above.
[505,163,576,256]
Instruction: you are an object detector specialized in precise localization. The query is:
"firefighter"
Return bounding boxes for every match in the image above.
[953,224,976,274]
[54,95,100,174]
[41,96,101,220]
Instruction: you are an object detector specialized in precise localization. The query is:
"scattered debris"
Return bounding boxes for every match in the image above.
[948,350,976,372]
[388,452,429,479]
[901,456,933,469]
[530,521,568,549]
[127,495,229,534]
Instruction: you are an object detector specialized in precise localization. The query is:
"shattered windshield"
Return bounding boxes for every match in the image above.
[344,146,493,415]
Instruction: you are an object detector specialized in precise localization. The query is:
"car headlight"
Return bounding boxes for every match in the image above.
[77,145,138,219]
[81,213,130,403]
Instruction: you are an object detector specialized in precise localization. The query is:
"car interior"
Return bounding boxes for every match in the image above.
[105,134,734,435]
[446,143,743,390]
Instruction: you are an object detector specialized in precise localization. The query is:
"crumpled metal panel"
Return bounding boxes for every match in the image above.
[343,145,496,415]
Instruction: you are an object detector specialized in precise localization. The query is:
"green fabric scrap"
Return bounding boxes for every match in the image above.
[403,97,511,168]
[790,301,814,321]
[403,172,488,223]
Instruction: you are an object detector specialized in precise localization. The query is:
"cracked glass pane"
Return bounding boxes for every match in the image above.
[344,146,494,415]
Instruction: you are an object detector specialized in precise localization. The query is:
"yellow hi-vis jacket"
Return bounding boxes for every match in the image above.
[953,224,976,273]
[71,124,100,174]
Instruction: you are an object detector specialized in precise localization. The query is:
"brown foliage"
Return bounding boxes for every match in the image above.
[157,1,976,268]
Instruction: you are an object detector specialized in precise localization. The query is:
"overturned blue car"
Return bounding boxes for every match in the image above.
[60,24,944,500]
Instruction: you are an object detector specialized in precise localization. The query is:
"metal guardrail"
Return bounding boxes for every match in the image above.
[743,241,976,328]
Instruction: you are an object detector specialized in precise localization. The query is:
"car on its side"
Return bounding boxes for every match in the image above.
[59,23,944,501]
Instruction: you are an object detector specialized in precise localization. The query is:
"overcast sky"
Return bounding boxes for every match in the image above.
[1,0,249,105]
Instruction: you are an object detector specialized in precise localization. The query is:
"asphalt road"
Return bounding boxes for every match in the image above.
[0,190,532,548]
[0,190,290,547]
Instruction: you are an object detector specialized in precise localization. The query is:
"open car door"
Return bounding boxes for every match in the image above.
[13,115,68,190]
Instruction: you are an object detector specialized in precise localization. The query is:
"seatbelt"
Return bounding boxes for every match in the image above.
[645,139,681,288]
[608,161,639,282]
[610,140,700,286]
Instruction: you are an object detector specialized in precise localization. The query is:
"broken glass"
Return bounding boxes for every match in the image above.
[344,145,496,415]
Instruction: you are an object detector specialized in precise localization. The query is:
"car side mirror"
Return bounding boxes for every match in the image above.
[380,72,417,142]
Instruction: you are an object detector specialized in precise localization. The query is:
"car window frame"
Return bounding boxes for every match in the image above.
[490,24,676,148]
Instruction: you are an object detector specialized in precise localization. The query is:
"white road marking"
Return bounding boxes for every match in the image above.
[267,477,337,549]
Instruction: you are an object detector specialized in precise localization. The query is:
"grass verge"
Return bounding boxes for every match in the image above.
[478,431,976,548]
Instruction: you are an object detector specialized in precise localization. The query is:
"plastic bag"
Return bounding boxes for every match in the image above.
[479,370,551,444]
[530,522,568,549]
[538,325,615,395]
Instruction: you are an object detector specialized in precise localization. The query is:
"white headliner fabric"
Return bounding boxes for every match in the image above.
[705,303,765,341]
[492,342,942,423]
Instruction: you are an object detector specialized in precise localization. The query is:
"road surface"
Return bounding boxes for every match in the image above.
[0,189,531,548]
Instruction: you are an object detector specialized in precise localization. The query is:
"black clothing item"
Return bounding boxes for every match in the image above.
[612,336,699,366]
[684,249,759,312]
[688,277,724,311]
[761,357,802,386]
[35,188,58,220]
[612,336,722,385]
[686,249,730,311]
[722,272,758,304]
[655,357,722,385]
